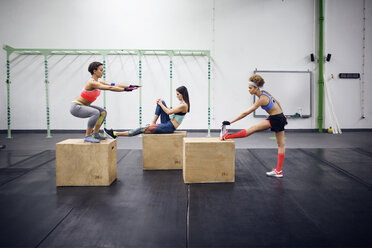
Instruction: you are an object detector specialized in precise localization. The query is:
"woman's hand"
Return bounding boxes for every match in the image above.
[129,85,141,89]
[156,98,163,105]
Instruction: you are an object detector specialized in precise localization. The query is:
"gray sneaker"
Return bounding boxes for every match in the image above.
[84,135,100,143]
[94,132,107,140]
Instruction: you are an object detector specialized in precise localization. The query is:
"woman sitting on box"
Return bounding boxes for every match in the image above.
[104,86,190,138]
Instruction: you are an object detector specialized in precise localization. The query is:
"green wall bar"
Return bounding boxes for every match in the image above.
[138,52,143,128]
[103,56,107,128]
[43,54,52,138]
[207,54,211,137]
[6,55,11,138]
[168,51,174,109]
[318,0,324,133]
[3,46,209,57]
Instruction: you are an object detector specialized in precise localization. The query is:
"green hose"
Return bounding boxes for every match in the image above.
[318,0,324,133]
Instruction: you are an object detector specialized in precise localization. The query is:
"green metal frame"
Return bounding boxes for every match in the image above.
[102,55,107,128]
[318,0,324,133]
[3,45,211,137]
[208,56,211,137]
[6,53,11,138]
[42,53,52,138]
[138,51,143,128]
[167,51,174,108]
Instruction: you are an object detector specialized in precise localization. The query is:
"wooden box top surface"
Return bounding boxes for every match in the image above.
[143,131,187,137]
[184,137,234,144]
[56,139,116,145]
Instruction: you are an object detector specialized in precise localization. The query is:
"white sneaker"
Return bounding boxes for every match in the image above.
[266,169,283,178]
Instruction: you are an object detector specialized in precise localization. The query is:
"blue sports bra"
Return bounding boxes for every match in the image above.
[170,111,186,125]
[260,91,275,111]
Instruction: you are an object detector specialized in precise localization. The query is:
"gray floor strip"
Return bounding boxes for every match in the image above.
[35,208,74,248]
[7,150,49,168]
[352,147,372,158]
[299,148,372,189]
[0,151,56,187]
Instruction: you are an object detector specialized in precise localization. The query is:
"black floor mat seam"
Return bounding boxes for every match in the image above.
[298,149,372,190]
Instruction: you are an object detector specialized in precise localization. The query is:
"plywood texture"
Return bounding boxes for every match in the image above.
[56,139,117,186]
[183,137,235,183]
[142,131,187,170]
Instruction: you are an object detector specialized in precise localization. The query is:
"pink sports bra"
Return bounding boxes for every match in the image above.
[80,88,100,102]
[80,79,101,102]
[80,78,101,102]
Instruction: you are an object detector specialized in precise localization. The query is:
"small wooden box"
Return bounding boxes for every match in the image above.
[56,139,117,186]
[183,137,235,183]
[142,131,187,170]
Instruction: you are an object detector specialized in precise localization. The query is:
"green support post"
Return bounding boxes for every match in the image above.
[168,51,174,108]
[6,51,12,138]
[207,54,211,137]
[318,0,324,133]
[138,52,143,127]
[102,55,107,128]
[42,53,52,138]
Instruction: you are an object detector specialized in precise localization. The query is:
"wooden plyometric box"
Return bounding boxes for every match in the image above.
[56,139,117,186]
[142,131,187,170]
[183,137,235,183]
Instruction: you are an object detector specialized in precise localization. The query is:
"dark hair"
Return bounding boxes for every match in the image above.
[176,86,190,112]
[249,74,265,87]
[88,62,103,75]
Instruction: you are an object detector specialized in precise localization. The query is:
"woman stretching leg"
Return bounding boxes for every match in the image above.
[221,74,287,178]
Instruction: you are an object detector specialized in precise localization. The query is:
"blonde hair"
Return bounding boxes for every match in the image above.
[249,74,265,88]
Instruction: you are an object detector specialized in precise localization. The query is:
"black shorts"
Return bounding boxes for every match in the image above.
[267,113,287,132]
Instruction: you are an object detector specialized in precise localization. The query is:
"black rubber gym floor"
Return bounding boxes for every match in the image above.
[1,147,372,248]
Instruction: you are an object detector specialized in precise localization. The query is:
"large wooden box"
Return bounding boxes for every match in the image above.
[56,139,117,186]
[142,131,187,170]
[183,137,235,183]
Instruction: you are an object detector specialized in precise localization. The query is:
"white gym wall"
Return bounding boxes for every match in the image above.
[323,0,372,129]
[0,0,371,131]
